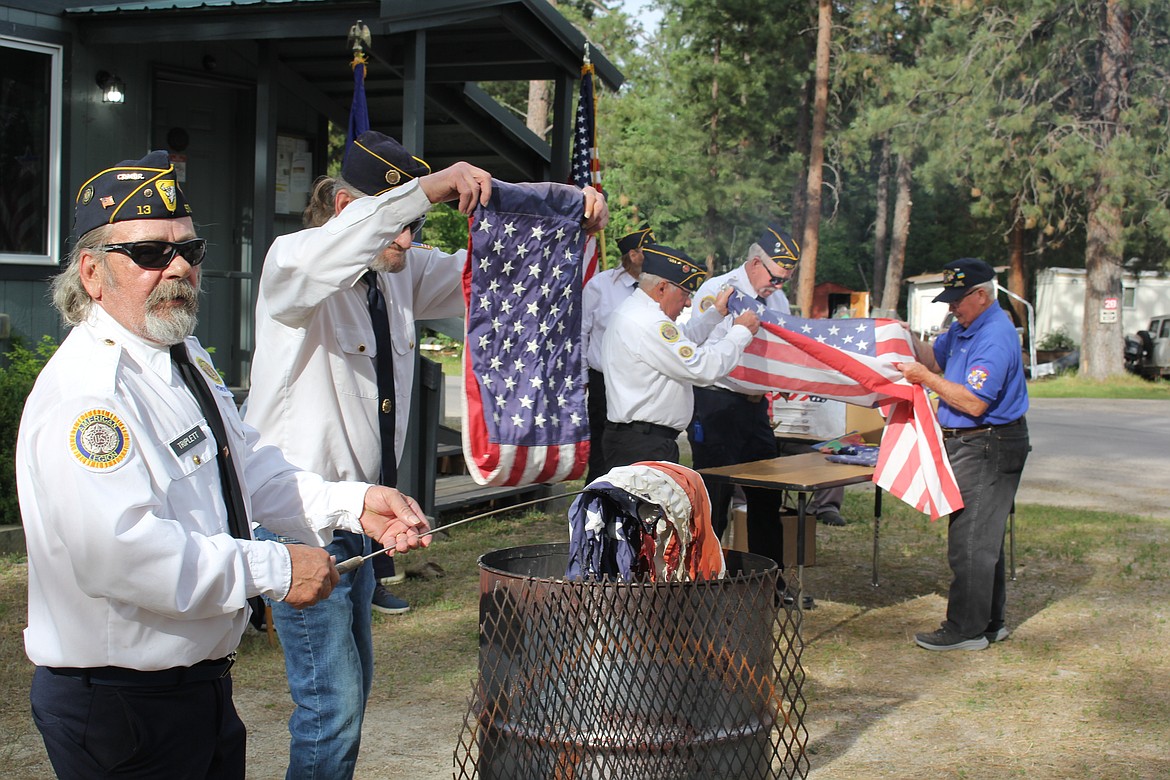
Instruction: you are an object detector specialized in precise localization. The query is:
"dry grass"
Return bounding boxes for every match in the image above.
[3,494,1169,779]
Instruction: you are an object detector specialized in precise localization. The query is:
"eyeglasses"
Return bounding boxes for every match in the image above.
[100,239,207,270]
[406,216,426,237]
[948,287,982,308]
[759,256,795,287]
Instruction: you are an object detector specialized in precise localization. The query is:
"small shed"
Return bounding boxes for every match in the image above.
[811,282,869,320]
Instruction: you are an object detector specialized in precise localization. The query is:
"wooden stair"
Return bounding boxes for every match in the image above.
[430,423,560,524]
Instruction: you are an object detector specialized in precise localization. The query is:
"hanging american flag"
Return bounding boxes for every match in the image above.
[570,46,602,281]
[461,181,591,486]
[726,292,963,519]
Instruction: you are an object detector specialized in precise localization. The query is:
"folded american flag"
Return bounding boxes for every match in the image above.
[461,181,590,486]
[727,292,962,519]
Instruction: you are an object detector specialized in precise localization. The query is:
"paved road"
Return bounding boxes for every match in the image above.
[445,377,1170,518]
[1015,397,1170,518]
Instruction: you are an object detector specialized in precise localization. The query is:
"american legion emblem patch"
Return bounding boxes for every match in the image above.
[70,409,131,470]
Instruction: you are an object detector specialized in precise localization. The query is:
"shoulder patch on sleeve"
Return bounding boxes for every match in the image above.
[659,322,680,343]
[966,366,989,390]
[195,355,230,395]
[698,295,716,313]
[70,409,132,471]
[677,344,698,365]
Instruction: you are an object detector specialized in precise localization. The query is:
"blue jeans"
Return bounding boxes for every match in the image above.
[942,421,1029,638]
[256,528,374,780]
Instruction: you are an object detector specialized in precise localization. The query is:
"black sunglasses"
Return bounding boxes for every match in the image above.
[100,239,207,270]
[759,256,796,286]
[406,216,426,237]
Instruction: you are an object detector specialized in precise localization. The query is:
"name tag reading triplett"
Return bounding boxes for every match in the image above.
[170,424,207,457]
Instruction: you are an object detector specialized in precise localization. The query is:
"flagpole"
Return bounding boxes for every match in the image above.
[572,42,604,277]
[347,20,372,153]
[583,44,607,272]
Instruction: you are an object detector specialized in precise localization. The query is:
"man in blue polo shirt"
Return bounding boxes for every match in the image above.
[897,257,1030,651]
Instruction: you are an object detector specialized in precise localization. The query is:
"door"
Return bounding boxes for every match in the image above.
[152,74,254,386]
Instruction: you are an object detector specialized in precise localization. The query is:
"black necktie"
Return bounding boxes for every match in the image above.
[363,271,397,487]
[170,343,250,541]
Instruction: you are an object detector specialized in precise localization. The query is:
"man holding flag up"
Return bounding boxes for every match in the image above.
[248,131,607,777]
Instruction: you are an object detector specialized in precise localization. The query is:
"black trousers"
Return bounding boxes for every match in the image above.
[586,368,609,483]
[602,422,680,470]
[689,387,784,572]
[31,666,246,779]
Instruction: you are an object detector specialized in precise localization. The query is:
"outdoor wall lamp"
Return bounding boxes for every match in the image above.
[96,71,125,104]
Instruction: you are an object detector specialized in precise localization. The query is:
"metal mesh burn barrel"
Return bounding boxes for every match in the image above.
[453,543,808,779]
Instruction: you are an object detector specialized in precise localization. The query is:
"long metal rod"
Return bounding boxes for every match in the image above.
[335,489,586,574]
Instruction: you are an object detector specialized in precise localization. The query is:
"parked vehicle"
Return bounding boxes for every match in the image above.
[1124,314,1170,379]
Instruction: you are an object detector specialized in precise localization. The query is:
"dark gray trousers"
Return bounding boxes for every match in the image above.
[942,421,1030,638]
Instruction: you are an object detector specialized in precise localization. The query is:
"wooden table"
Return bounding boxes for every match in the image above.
[699,451,886,587]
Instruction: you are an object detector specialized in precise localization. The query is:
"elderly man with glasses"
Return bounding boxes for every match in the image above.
[897,257,1029,652]
[686,225,843,605]
[18,151,430,779]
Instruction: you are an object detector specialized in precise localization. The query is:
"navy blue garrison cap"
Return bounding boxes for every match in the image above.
[341,131,432,196]
[73,150,193,240]
[641,243,707,293]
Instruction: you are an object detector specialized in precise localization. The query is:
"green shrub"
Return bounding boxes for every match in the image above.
[0,336,58,525]
[1037,326,1077,351]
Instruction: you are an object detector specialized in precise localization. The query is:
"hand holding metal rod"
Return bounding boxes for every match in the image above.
[334,489,586,575]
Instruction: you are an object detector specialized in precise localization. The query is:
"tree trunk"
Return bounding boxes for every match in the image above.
[790,75,813,242]
[797,0,831,315]
[704,37,722,273]
[880,154,912,315]
[872,136,891,306]
[1080,0,1129,379]
[525,80,550,138]
[1008,212,1027,328]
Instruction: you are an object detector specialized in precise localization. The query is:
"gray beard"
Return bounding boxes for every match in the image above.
[143,280,200,345]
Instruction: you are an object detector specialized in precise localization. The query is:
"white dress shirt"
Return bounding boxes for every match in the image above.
[245,179,465,482]
[692,264,790,393]
[601,289,752,431]
[581,265,639,372]
[18,307,368,670]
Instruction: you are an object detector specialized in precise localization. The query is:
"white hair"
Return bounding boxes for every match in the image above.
[51,225,116,326]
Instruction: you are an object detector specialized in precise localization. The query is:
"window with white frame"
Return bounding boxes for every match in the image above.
[1,36,62,266]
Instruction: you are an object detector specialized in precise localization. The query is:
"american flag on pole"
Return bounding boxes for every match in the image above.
[727,293,963,519]
[461,181,591,486]
[347,50,370,152]
[570,46,602,281]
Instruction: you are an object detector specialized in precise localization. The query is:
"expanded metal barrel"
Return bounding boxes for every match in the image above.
[453,543,808,780]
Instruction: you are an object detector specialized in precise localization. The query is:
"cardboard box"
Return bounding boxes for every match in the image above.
[726,507,816,567]
[845,404,886,444]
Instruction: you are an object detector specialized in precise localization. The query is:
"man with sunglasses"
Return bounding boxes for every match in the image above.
[18,151,431,779]
[686,225,843,603]
[244,131,608,779]
[896,258,1029,651]
[601,244,758,470]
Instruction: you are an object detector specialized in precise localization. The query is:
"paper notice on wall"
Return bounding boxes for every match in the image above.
[275,135,311,214]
